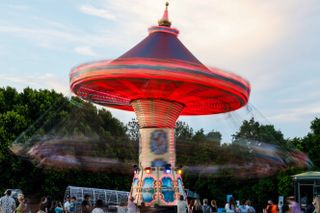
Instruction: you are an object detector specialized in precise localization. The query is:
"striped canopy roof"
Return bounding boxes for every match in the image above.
[70,4,250,115]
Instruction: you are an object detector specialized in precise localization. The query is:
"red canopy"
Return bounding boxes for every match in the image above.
[70,8,250,116]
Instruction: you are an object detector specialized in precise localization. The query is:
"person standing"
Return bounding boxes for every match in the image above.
[312,196,320,213]
[53,201,63,213]
[210,200,217,213]
[91,199,105,213]
[239,200,249,213]
[127,197,137,213]
[63,196,71,213]
[225,197,236,213]
[245,200,255,213]
[202,199,211,213]
[188,200,195,213]
[287,196,301,213]
[117,201,127,213]
[278,201,284,213]
[39,197,48,213]
[16,194,27,213]
[266,200,278,213]
[69,197,76,213]
[81,195,92,213]
[301,194,308,211]
[193,200,203,213]
[0,190,16,213]
[177,195,188,213]
[46,196,53,213]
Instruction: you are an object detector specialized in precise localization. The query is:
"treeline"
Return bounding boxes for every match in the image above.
[0,87,135,198]
[0,86,319,209]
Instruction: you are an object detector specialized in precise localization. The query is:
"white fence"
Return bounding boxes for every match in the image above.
[64,185,129,206]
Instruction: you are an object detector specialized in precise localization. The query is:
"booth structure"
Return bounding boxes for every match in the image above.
[292,171,320,209]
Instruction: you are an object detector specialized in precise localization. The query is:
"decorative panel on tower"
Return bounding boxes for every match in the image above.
[139,128,175,168]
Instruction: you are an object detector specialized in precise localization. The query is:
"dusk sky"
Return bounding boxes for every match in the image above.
[1,0,320,142]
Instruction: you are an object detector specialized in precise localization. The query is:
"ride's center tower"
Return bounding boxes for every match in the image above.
[131,99,185,206]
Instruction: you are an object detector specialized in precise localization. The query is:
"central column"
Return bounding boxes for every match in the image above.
[130,99,186,207]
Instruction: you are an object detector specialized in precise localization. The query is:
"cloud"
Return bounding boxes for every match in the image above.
[76,0,308,93]
[0,25,76,45]
[99,0,289,56]
[0,23,128,59]
[74,46,98,56]
[79,5,116,21]
[269,104,320,123]
[2,3,30,11]
[2,1,319,84]
[0,73,68,94]
[268,90,320,123]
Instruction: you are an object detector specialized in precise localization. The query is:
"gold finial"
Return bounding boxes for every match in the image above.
[158,2,171,27]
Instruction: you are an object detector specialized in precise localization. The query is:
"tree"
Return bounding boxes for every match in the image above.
[0,111,28,160]
[193,128,206,142]
[0,86,316,205]
[277,170,296,197]
[301,135,320,168]
[0,87,19,113]
[175,121,193,141]
[232,118,286,146]
[126,118,140,143]
[206,129,222,144]
[0,87,135,199]
[311,117,320,135]
[290,117,320,169]
[288,137,304,151]
[252,177,277,209]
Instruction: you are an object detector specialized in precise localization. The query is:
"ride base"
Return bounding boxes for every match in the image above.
[130,99,186,207]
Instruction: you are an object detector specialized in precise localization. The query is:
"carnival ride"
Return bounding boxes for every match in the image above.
[69,2,250,208]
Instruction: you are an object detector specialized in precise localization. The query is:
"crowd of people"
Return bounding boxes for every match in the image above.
[178,195,316,213]
[262,196,320,213]
[178,196,254,213]
[0,189,108,213]
[179,198,219,213]
[0,189,33,213]
[1,188,320,213]
[224,197,255,213]
[62,194,108,213]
